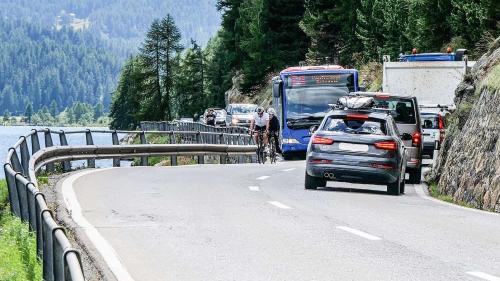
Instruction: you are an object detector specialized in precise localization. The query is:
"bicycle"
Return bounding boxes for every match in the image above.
[268,131,278,164]
[252,129,267,164]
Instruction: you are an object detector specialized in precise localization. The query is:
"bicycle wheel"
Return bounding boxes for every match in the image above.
[269,136,277,164]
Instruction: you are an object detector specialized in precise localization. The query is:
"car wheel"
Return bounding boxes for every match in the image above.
[399,177,405,194]
[387,176,401,196]
[305,172,326,190]
[408,167,422,184]
[283,153,293,161]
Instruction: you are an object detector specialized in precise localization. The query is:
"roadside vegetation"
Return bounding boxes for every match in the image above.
[0,180,42,281]
[428,182,474,208]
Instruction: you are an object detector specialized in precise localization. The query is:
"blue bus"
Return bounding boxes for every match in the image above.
[272,65,359,159]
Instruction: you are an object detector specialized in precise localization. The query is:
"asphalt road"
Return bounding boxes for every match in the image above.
[64,162,500,281]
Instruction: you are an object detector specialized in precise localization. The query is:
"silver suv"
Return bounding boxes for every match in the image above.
[351,92,423,183]
[225,104,258,127]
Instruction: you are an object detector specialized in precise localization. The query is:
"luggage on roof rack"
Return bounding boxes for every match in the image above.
[337,96,375,109]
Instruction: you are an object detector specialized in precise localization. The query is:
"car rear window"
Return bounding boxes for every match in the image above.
[323,117,387,135]
[373,98,416,124]
[421,114,438,129]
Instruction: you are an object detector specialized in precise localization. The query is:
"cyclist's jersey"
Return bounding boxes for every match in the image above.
[269,115,279,132]
[255,125,266,131]
[253,112,269,127]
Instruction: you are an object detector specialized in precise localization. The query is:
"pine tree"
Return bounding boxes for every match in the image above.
[204,32,233,108]
[94,102,104,120]
[49,100,58,117]
[175,40,206,118]
[25,103,33,123]
[110,57,144,129]
[139,19,164,121]
[159,15,184,120]
[301,0,359,65]
[139,15,183,121]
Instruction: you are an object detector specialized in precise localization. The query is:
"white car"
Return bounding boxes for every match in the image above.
[419,104,452,157]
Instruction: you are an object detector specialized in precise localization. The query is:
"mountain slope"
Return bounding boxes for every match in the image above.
[0,0,220,50]
[0,19,121,114]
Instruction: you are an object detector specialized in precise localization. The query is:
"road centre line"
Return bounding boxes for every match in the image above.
[336,226,382,241]
[466,271,500,281]
[268,201,292,209]
[282,168,296,172]
[61,169,136,281]
[257,176,270,180]
[248,186,260,191]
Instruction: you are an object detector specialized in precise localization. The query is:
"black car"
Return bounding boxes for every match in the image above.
[305,103,410,195]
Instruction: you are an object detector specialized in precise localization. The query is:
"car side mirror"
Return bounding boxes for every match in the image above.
[272,76,282,98]
[401,133,412,141]
[309,125,319,135]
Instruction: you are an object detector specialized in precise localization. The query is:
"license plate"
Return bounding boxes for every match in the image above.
[338,143,369,152]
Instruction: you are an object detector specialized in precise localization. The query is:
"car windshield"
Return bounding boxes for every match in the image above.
[323,117,386,135]
[232,105,257,114]
[421,113,438,129]
[373,98,416,124]
[215,110,225,117]
[285,87,350,120]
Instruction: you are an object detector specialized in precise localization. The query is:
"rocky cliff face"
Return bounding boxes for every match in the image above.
[429,38,500,212]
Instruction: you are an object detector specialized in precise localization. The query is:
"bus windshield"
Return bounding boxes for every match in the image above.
[285,73,354,124]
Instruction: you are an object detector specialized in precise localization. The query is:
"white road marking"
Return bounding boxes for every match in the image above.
[248,186,260,191]
[61,169,136,281]
[268,201,292,209]
[336,226,382,241]
[257,176,270,180]
[466,271,500,281]
[282,168,296,172]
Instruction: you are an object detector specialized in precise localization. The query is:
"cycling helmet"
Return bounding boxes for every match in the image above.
[256,106,264,114]
[267,108,276,115]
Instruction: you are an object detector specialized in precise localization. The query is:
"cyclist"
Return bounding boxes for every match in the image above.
[250,106,269,150]
[267,107,282,155]
[205,109,216,126]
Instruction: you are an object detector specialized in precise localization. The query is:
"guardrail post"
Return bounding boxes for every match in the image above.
[20,137,30,176]
[53,228,66,281]
[26,183,38,231]
[15,174,29,221]
[31,129,41,155]
[219,134,224,144]
[112,131,120,167]
[220,154,227,164]
[85,130,95,168]
[44,129,55,173]
[59,132,71,172]
[4,164,21,217]
[35,194,45,256]
[42,210,55,281]
[140,132,148,166]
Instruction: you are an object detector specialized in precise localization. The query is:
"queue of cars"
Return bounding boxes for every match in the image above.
[200,104,258,127]
[305,91,437,195]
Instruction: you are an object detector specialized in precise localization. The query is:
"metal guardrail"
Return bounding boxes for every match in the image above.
[3,128,257,281]
[140,121,250,134]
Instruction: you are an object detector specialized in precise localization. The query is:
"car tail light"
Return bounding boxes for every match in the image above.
[412,131,421,147]
[438,114,444,129]
[374,141,397,151]
[346,114,369,120]
[312,136,334,145]
[438,114,445,142]
[376,93,391,99]
[371,163,394,169]
[309,159,333,164]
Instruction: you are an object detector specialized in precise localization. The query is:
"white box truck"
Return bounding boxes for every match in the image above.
[382,50,474,157]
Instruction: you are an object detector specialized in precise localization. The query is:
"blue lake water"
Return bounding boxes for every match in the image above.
[0,126,128,179]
